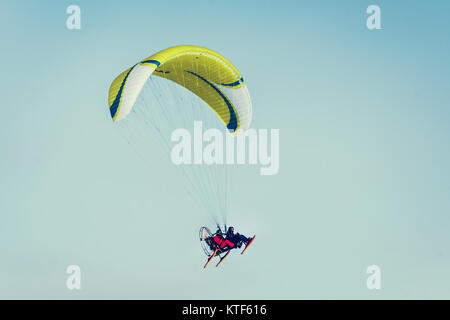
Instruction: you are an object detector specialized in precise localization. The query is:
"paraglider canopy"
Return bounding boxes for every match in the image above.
[108,45,252,135]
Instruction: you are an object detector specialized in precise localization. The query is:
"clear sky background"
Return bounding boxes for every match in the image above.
[1,0,450,299]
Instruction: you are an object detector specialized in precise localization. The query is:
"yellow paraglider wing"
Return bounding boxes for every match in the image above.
[108,45,252,134]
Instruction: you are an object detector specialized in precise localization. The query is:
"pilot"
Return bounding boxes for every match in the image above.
[212,228,235,249]
[225,226,252,248]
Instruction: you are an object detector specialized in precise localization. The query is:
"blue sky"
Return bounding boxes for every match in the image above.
[1,0,450,299]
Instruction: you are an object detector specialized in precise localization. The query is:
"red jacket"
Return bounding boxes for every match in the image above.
[213,234,234,248]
